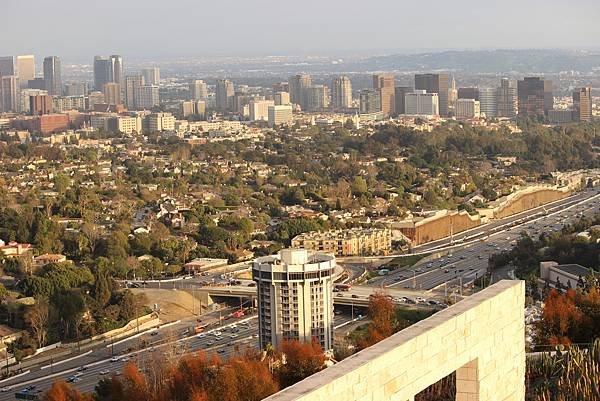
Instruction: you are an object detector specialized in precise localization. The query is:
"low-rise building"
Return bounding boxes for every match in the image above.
[538,261,590,292]
[184,258,228,274]
[291,228,392,256]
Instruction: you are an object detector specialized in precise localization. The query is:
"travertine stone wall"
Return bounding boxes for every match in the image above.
[264,280,525,401]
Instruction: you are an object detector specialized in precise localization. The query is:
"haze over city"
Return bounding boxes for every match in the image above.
[3,0,600,59]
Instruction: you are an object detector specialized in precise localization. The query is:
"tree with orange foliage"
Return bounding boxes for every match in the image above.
[537,288,595,347]
[357,291,397,349]
[277,339,326,388]
[44,381,91,401]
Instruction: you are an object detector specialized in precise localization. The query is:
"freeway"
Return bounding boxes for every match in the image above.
[373,188,600,292]
[0,313,356,400]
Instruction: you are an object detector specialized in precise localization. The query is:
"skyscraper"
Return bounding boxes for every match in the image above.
[517,77,553,116]
[359,89,381,114]
[0,56,16,77]
[405,90,439,116]
[331,76,352,110]
[497,78,517,118]
[43,56,62,96]
[94,55,123,90]
[478,88,498,118]
[415,73,450,116]
[458,87,479,100]
[16,55,35,88]
[305,85,330,112]
[0,75,20,112]
[125,75,144,110]
[573,87,592,122]
[135,85,160,109]
[142,68,160,86]
[215,79,234,111]
[103,82,122,105]
[394,86,413,115]
[189,80,208,100]
[94,56,112,91]
[373,73,395,117]
[289,74,312,111]
[252,249,335,351]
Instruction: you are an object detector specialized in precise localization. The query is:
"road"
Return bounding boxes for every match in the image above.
[0,313,355,400]
[372,188,600,292]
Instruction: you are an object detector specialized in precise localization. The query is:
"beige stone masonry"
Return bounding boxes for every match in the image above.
[264,280,525,401]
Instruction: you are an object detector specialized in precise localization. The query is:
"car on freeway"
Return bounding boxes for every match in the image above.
[100,370,110,375]
[218,349,226,354]
[120,357,130,362]
[110,356,120,362]
[207,341,214,346]
[351,294,359,298]
[230,334,238,338]
[77,366,88,372]
[0,386,12,392]
[150,331,159,336]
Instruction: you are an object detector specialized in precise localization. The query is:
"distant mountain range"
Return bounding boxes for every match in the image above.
[355,49,600,74]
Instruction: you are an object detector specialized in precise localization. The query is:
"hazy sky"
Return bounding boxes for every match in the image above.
[3,0,600,60]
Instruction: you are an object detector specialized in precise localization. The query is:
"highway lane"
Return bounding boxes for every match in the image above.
[413,189,598,253]
[0,313,357,400]
[376,188,600,292]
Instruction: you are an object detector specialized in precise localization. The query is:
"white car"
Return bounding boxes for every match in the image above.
[110,356,120,362]
[0,386,12,392]
[100,369,110,375]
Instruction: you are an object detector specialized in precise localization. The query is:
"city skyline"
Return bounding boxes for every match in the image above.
[2,0,600,59]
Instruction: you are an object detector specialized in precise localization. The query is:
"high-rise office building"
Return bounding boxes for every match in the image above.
[517,77,553,116]
[0,76,20,112]
[573,87,592,122]
[455,98,481,119]
[268,105,293,127]
[405,90,439,116]
[28,78,46,90]
[125,75,144,110]
[142,68,160,86]
[394,86,413,115]
[135,85,160,109]
[252,249,335,351]
[16,55,35,88]
[331,76,352,110]
[93,55,123,90]
[29,94,53,115]
[111,55,124,87]
[94,56,112,91]
[497,78,517,118]
[373,73,395,117]
[458,87,479,100]
[189,80,208,100]
[181,100,206,118]
[43,56,62,96]
[65,83,88,97]
[273,91,290,106]
[305,85,329,112]
[249,99,275,121]
[478,88,498,118]
[216,79,234,111]
[103,82,122,105]
[359,89,381,114]
[0,56,16,77]
[20,89,47,113]
[415,73,449,116]
[289,74,312,111]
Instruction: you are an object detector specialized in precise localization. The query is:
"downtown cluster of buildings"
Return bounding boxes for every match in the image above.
[0,53,595,142]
